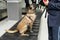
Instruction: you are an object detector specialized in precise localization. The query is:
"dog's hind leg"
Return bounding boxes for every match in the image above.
[20,30,29,36]
[19,25,29,36]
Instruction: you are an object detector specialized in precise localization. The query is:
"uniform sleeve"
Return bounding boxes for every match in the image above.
[48,0,60,10]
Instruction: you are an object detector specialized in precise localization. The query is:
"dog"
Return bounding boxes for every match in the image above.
[6,4,36,36]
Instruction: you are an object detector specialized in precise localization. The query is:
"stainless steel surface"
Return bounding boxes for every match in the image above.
[7,0,22,20]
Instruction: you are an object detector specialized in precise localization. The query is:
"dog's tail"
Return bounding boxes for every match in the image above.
[6,29,18,33]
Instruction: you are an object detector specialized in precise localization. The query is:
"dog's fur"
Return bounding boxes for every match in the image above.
[6,4,36,36]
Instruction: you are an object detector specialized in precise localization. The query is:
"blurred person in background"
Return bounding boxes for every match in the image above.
[25,0,30,8]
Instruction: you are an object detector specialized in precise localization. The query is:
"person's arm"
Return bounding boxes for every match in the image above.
[43,0,60,10]
[48,1,60,10]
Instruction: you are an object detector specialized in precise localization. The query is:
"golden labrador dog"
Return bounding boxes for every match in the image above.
[6,4,36,36]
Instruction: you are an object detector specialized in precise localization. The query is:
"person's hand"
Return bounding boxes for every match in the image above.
[43,0,49,6]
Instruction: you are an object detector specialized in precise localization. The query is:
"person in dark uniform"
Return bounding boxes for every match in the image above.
[25,0,30,8]
[43,0,60,40]
[25,0,36,8]
[31,0,36,3]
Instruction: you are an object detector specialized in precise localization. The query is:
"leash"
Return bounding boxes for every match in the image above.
[44,7,48,18]
[26,15,33,22]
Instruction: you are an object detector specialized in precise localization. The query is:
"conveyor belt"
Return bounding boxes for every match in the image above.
[0,8,44,40]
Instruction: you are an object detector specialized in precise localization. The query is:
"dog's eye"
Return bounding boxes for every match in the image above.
[30,7,32,9]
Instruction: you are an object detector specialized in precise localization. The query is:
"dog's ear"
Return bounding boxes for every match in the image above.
[30,4,36,10]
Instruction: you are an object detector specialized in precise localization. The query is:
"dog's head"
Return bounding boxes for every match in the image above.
[29,4,36,10]
[27,4,36,14]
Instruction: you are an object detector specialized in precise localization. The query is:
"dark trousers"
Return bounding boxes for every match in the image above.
[25,0,30,8]
[48,27,59,40]
[31,0,36,3]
